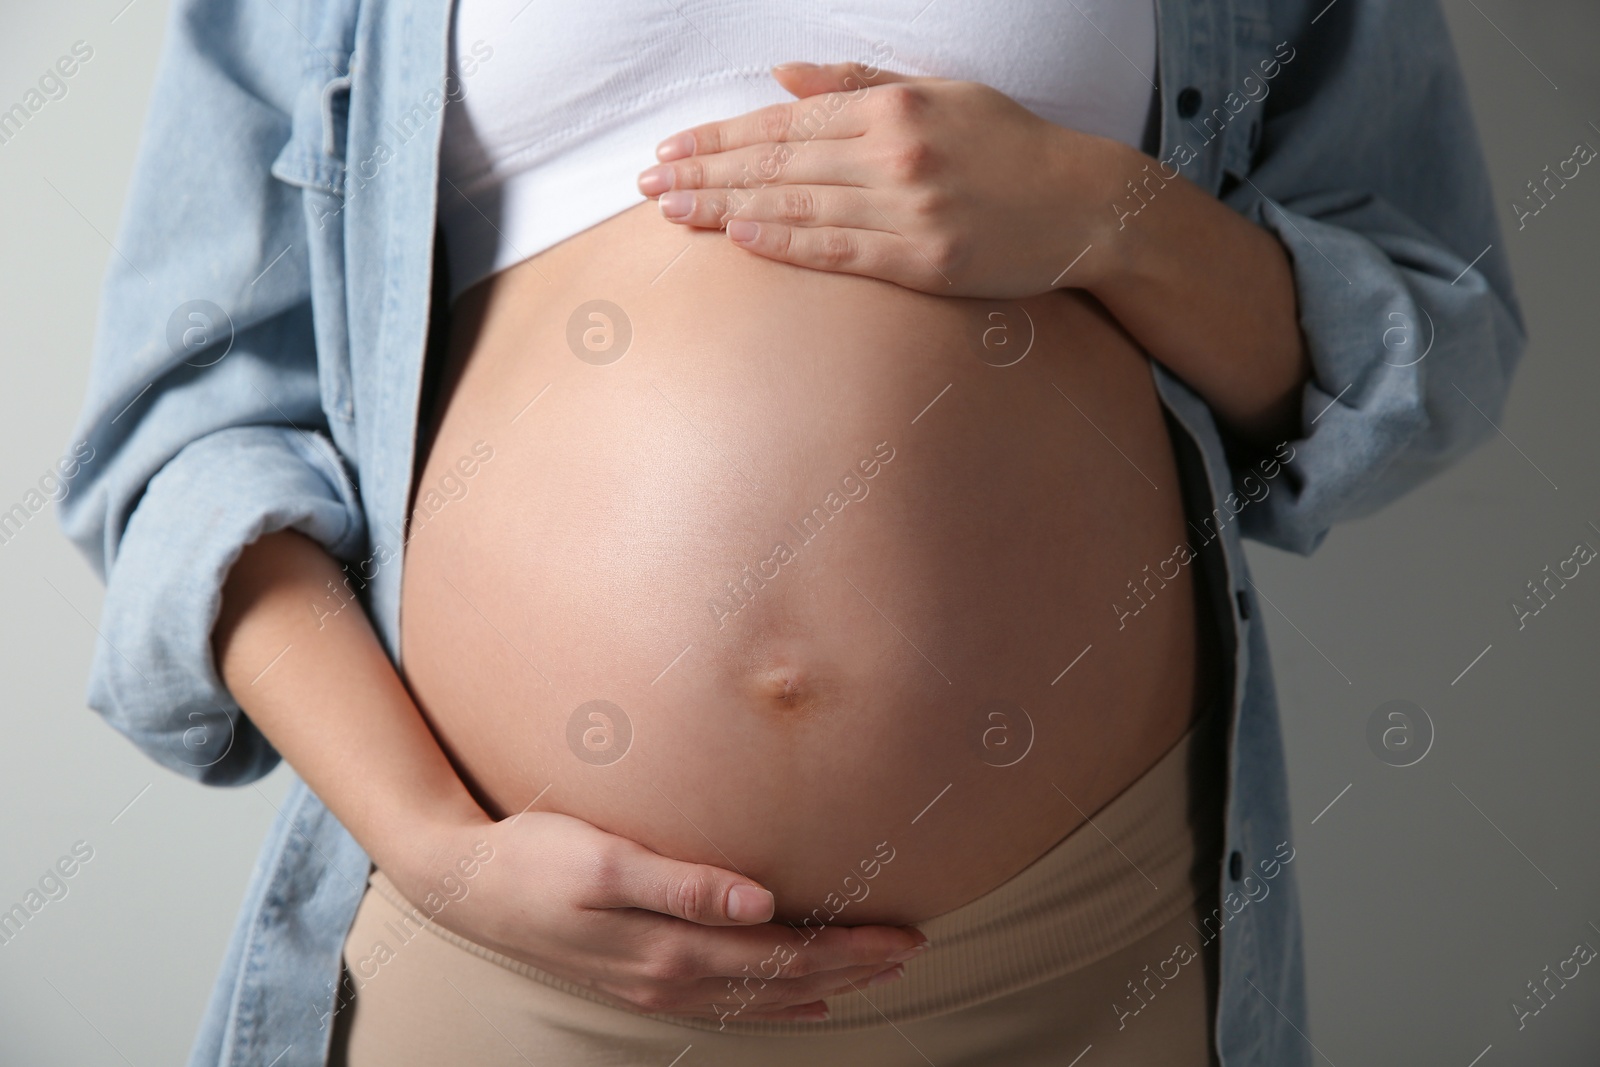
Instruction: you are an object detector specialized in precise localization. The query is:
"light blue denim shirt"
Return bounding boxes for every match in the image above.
[58,0,1523,1063]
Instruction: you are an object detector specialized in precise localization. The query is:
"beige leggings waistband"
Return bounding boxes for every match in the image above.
[339,702,1226,1044]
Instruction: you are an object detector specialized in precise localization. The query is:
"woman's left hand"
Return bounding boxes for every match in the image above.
[636,61,1131,299]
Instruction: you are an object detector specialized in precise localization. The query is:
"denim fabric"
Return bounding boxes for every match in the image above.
[57,0,1523,1063]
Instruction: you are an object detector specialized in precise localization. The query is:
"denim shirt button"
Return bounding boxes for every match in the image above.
[1236,588,1252,621]
[1176,86,1203,118]
[1229,849,1244,881]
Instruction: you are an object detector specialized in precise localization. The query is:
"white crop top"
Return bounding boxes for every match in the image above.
[438,1,1158,301]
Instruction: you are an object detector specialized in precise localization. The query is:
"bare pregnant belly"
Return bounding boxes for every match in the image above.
[400,201,1215,924]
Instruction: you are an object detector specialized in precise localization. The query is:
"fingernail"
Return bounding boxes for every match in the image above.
[638,165,673,196]
[868,964,906,988]
[727,884,774,923]
[728,220,759,243]
[773,61,819,72]
[886,942,930,964]
[796,1004,831,1022]
[656,133,695,162]
[659,191,694,219]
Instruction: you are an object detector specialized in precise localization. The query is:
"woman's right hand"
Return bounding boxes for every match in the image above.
[390,809,929,1023]
[212,531,925,1020]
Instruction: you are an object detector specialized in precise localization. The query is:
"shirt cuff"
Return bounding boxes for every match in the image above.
[1230,190,1516,555]
[86,425,367,784]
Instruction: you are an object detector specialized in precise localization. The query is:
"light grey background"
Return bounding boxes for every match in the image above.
[1,1,1595,1064]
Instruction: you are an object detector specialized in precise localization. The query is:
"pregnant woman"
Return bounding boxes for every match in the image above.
[60,0,1521,1065]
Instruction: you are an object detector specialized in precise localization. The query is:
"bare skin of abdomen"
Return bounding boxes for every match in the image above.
[400,200,1216,926]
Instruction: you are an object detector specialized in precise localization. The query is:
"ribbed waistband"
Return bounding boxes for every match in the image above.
[365,702,1226,1035]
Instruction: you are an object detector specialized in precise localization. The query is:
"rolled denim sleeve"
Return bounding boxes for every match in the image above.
[1223,0,1526,555]
[56,0,366,784]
